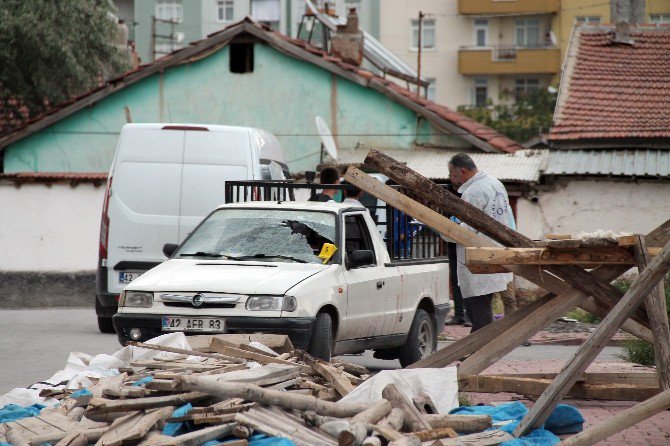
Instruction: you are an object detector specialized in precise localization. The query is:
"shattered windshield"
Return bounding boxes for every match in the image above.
[176,209,338,264]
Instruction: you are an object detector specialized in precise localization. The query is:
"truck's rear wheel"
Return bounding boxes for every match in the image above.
[308,312,333,362]
[398,309,436,368]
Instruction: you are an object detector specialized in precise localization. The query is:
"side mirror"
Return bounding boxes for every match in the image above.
[348,250,375,268]
[163,243,179,258]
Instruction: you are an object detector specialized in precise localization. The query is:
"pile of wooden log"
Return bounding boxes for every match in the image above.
[0,334,496,446]
[343,148,670,445]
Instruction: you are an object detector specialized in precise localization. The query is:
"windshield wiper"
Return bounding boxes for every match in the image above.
[179,251,223,258]
[235,254,309,263]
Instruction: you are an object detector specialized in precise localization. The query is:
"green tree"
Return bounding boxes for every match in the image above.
[458,89,557,143]
[0,0,129,116]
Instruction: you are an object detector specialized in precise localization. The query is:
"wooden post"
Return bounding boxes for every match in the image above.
[559,388,670,446]
[344,167,657,371]
[633,235,670,391]
[514,240,670,436]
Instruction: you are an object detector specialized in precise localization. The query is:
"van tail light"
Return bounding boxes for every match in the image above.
[99,176,113,264]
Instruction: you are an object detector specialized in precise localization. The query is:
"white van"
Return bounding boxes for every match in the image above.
[95,123,289,333]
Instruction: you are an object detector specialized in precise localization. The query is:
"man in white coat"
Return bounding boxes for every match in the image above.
[448,153,514,332]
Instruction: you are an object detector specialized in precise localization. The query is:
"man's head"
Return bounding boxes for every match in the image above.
[319,166,340,185]
[448,153,478,188]
[342,181,362,199]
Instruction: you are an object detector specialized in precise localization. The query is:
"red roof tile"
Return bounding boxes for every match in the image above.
[550,26,670,142]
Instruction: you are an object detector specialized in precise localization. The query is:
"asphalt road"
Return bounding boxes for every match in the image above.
[0,308,625,395]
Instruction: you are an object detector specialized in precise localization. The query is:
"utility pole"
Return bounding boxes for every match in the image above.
[416,11,424,96]
[151,15,156,62]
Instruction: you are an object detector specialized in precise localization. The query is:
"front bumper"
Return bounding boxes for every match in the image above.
[112,313,316,349]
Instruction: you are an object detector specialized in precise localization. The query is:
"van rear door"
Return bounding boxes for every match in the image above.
[178,129,253,241]
[106,128,185,294]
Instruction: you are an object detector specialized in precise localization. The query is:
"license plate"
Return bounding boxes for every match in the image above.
[119,271,142,283]
[161,316,225,333]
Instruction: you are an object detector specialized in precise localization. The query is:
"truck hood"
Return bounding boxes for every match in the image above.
[125,259,328,295]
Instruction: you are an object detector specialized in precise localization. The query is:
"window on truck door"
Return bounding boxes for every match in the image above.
[344,214,375,266]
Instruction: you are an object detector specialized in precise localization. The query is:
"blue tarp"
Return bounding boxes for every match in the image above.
[132,376,154,387]
[163,403,193,436]
[0,404,44,423]
[450,402,584,445]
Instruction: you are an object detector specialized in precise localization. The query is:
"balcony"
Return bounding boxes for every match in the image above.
[458,45,560,75]
[458,0,559,16]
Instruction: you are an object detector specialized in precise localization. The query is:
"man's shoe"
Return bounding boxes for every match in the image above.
[522,341,532,347]
[445,316,465,326]
[463,317,472,327]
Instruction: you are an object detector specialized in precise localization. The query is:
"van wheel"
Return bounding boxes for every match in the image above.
[308,312,333,362]
[98,316,115,334]
[398,309,436,368]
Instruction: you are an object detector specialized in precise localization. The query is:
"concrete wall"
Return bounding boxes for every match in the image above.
[0,183,104,272]
[516,179,670,240]
[4,43,465,174]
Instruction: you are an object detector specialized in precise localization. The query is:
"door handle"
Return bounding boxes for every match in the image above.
[376,281,384,290]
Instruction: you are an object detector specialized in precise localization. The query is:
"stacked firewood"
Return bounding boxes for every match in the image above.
[0,334,493,446]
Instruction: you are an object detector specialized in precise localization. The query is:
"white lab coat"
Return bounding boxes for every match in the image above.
[456,171,513,298]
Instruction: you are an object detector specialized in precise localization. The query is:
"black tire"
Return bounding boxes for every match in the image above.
[308,312,333,362]
[398,309,436,368]
[98,316,115,333]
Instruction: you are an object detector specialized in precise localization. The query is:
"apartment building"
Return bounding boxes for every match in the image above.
[379,0,670,109]
[113,0,378,64]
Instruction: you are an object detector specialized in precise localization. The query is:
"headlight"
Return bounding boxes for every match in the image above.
[246,295,296,312]
[122,291,153,308]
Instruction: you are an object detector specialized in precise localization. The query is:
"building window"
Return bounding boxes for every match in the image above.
[217,0,234,22]
[574,16,601,26]
[474,77,488,107]
[474,18,488,47]
[651,14,670,24]
[515,17,540,47]
[251,0,280,30]
[426,78,436,101]
[515,78,539,100]
[155,0,183,22]
[410,18,435,50]
[230,42,254,73]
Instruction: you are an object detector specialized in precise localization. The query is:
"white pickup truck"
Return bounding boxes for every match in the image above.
[112,201,450,366]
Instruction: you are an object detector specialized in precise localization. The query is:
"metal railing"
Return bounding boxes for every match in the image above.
[224,180,448,263]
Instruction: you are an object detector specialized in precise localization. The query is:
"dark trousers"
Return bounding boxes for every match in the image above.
[464,293,493,333]
[447,243,465,317]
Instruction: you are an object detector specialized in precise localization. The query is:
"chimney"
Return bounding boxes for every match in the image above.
[610,0,645,44]
[330,8,364,66]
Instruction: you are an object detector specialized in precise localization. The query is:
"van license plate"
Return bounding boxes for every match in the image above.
[161,316,225,333]
[119,271,142,283]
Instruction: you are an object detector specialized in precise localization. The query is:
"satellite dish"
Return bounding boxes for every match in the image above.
[315,116,338,162]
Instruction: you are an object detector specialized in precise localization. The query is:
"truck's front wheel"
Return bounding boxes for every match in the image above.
[308,312,333,362]
[398,309,436,368]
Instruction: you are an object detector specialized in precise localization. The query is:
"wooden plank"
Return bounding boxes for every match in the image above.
[514,240,670,436]
[486,372,660,387]
[437,430,514,445]
[466,246,638,266]
[560,387,670,446]
[545,234,573,240]
[424,414,492,434]
[381,384,432,432]
[86,392,210,415]
[459,375,659,401]
[126,341,245,363]
[205,363,301,387]
[204,333,294,353]
[633,235,670,391]
[175,374,372,418]
[95,407,173,446]
[129,361,222,372]
[311,361,355,397]
[137,423,236,446]
[209,339,298,367]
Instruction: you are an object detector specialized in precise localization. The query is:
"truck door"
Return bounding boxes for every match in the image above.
[340,213,400,339]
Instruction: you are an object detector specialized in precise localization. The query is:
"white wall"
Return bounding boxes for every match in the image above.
[516,179,670,240]
[0,183,104,272]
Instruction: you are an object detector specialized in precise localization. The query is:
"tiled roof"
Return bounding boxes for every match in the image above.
[335,148,547,182]
[0,18,522,154]
[550,26,670,143]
